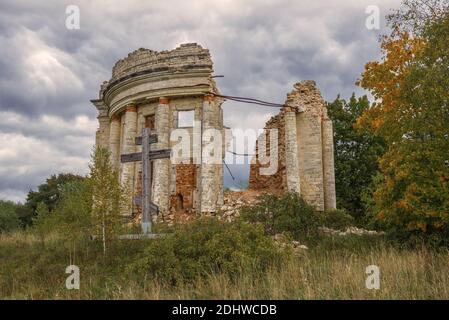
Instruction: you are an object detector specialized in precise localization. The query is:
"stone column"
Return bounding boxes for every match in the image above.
[200,95,221,213]
[283,107,301,194]
[217,162,224,207]
[297,111,325,211]
[217,108,226,207]
[94,103,110,149]
[108,115,121,169]
[120,104,138,216]
[152,97,170,215]
[322,108,337,210]
[134,112,144,211]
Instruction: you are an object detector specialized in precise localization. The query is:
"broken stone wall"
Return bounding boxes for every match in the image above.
[249,81,337,211]
[170,163,197,212]
[249,113,287,191]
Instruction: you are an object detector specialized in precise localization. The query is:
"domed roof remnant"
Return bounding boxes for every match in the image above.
[100,43,214,97]
[96,43,218,116]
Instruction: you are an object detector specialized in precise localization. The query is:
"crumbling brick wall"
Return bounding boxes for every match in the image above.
[248,81,337,211]
[170,164,197,212]
[249,112,287,191]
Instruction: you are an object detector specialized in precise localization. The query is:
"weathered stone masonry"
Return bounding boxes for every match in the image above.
[91,43,225,219]
[92,43,337,221]
[249,81,337,211]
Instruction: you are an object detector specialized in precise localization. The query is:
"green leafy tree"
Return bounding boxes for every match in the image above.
[0,200,21,233]
[32,202,51,246]
[27,149,126,254]
[88,147,126,256]
[327,95,386,222]
[20,173,85,226]
[30,181,92,249]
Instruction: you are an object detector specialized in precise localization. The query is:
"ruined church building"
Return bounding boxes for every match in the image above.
[92,43,336,219]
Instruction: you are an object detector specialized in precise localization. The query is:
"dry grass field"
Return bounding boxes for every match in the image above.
[1,231,448,300]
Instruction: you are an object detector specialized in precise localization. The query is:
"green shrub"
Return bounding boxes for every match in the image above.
[126,218,287,284]
[240,192,320,241]
[319,209,354,230]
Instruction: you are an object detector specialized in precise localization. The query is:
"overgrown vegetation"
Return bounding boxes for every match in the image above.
[327,95,386,223]
[28,147,127,256]
[240,193,354,243]
[2,225,449,299]
[0,173,85,234]
[240,193,320,242]
[127,218,287,284]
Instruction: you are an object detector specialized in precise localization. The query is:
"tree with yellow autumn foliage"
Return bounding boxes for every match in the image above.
[358,0,449,245]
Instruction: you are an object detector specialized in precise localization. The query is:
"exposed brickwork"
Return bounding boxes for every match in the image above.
[249,81,336,211]
[170,164,197,212]
[159,97,170,105]
[249,112,287,191]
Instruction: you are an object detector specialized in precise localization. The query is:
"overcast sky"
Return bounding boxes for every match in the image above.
[0,0,402,202]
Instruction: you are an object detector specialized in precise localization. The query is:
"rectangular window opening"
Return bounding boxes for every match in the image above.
[178,110,195,128]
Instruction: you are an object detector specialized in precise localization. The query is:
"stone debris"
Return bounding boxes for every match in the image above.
[273,233,309,255]
[156,190,261,225]
[319,226,385,236]
[158,190,384,244]
[218,190,261,222]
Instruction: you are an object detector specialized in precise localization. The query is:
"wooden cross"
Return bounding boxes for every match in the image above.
[120,128,171,235]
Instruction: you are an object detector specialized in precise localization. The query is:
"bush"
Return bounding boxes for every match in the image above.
[319,209,354,230]
[126,218,287,284]
[240,192,320,241]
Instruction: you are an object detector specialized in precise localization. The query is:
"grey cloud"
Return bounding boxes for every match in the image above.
[0,0,402,201]
[0,131,90,202]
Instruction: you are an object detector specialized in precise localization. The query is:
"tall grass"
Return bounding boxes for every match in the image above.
[1,231,448,299]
